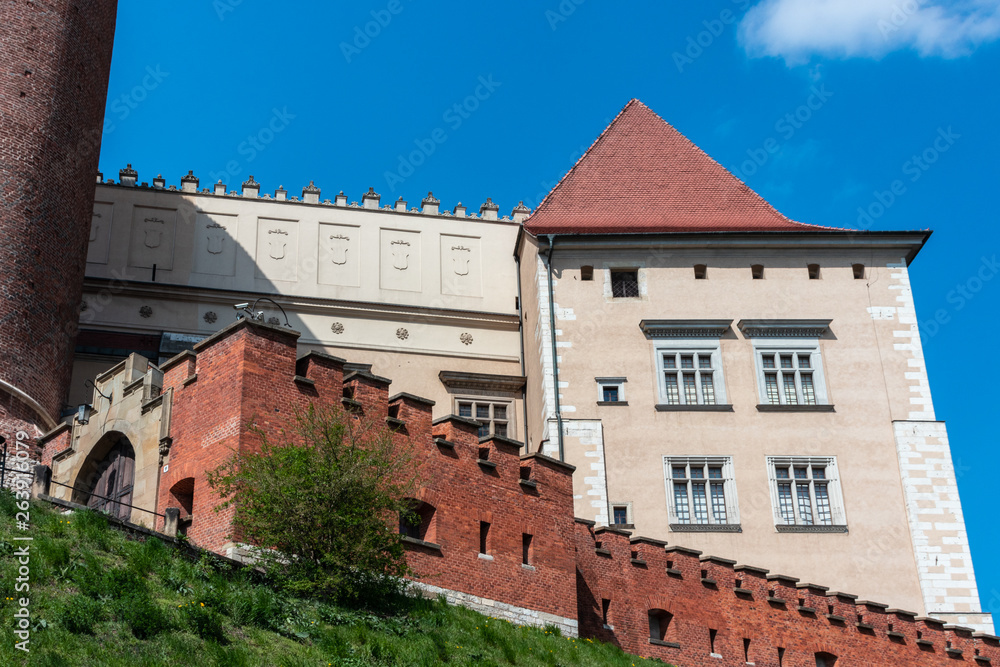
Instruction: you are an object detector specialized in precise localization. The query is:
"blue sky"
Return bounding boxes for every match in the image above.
[99,1,999,614]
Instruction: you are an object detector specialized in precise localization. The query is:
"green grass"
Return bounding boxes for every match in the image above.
[0,494,669,666]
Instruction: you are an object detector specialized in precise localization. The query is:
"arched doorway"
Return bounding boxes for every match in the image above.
[75,434,136,521]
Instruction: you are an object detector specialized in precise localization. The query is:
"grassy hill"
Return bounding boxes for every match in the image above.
[0,494,669,666]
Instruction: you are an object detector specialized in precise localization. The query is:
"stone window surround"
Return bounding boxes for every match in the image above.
[663,456,742,532]
[596,376,627,405]
[654,340,729,409]
[609,500,634,528]
[766,455,848,532]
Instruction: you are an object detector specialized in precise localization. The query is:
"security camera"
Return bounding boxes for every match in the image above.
[234,302,249,310]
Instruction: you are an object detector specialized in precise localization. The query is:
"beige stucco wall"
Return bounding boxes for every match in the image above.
[532,238,958,617]
[72,181,525,421]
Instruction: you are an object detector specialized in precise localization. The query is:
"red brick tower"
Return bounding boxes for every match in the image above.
[0,1,118,439]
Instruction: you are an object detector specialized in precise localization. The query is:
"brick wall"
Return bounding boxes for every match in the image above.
[0,0,118,436]
[574,522,999,665]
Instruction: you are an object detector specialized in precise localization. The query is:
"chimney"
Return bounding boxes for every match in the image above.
[153,174,166,189]
[180,170,199,193]
[119,164,138,186]
[242,175,260,198]
[362,187,380,209]
[96,171,104,184]
[421,191,440,215]
[511,201,531,223]
[214,180,226,196]
[335,191,348,206]
[479,197,499,221]
[394,196,407,212]
[453,202,467,218]
[302,181,321,204]
[275,185,287,201]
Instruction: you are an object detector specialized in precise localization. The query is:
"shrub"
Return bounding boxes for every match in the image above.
[113,590,172,639]
[207,404,421,602]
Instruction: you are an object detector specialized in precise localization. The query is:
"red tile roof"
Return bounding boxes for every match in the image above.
[524,99,839,235]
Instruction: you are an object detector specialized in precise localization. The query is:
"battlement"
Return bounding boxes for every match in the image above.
[574,522,1000,665]
[99,168,532,223]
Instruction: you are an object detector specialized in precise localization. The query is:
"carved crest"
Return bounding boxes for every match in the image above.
[391,239,410,271]
[329,234,350,265]
[143,217,165,249]
[451,245,471,276]
[206,222,226,255]
[268,228,288,260]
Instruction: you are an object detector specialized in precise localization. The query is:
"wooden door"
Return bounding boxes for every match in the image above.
[87,437,135,521]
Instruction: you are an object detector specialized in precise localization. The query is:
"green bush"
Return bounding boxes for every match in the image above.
[55,594,103,634]
[206,404,421,602]
[113,590,171,639]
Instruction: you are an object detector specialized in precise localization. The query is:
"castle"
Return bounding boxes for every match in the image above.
[1,2,996,664]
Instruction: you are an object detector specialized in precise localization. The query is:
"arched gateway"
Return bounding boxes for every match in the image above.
[73,433,136,521]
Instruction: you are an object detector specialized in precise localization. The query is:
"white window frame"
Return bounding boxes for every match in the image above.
[655,341,728,406]
[752,340,829,406]
[596,377,627,403]
[766,456,847,530]
[663,456,740,530]
[609,501,633,526]
[455,397,514,439]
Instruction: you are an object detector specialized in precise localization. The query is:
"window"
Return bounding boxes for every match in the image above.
[648,609,673,643]
[522,533,533,565]
[596,377,627,404]
[664,457,740,530]
[751,264,765,279]
[768,457,847,531]
[613,506,627,525]
[610,270,639,298]
[755,347,827,406]
[479,521,491,554]
[852,263,865,279]
[581,265,594,281]
[808,264,821,279]
[457,399,511,438]
[694,264,707,279]
[657,347,726,406]
[610,501,633,527]
[601,599,611,627]
[815,652,838,667]
[399,500,437,542]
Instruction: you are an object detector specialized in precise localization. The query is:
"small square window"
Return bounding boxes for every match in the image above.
[852,263,865,280]
[694,264,707,279]
[808,264,821,279]
[581,265,594,281]
[613,506,628,525]
[596,377,626,404]
[752,264,765,279]
[611,270,639,298]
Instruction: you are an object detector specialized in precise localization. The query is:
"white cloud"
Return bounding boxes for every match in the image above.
[739,0,1000,64]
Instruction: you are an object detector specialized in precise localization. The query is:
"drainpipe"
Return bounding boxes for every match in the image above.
[541,234,565,461]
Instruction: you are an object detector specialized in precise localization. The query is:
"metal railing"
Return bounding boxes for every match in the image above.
[48,478,165,520]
